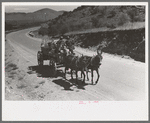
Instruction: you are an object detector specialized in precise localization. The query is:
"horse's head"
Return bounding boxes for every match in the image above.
[97,49,102,56]
[90,54,103,68]
[97,41,108,57]
[95,54,103,66]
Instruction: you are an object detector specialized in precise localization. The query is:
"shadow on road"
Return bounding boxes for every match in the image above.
[52,78,89,91]
[28,65,64,78]
[52,79,74,91]
[28,65,91,91]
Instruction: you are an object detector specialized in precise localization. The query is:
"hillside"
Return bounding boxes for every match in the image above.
[33,6,145,62]
[5,8,64,30]
[42,6,145,36]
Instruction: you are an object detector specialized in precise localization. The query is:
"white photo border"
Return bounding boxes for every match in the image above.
[2,2,149,121]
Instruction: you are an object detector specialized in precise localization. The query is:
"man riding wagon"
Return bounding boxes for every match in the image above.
[65,36,75,54]
[56,36,69,64]
[41,38,50,55]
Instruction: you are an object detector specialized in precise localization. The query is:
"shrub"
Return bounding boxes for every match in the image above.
[48,25,58,36]
[91,17,99,27]
[127,8,138,22]
[117,12,130,26]
[38,27,49,36]
[68,23,75,31]
[75,22,86,30]
[98,19,107,27]
[84,22,93,29]
[107,22,116,29]
[107,10,116,18]
[134,15,144,22]
[60,24,69,34]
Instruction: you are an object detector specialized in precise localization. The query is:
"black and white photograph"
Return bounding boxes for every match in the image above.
[2,2,148,121]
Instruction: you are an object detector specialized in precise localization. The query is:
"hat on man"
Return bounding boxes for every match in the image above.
[60,36,63,39]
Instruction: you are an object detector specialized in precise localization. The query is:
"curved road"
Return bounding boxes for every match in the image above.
[6,27,146,101]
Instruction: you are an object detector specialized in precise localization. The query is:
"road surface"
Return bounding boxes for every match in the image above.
[5,27,146,101]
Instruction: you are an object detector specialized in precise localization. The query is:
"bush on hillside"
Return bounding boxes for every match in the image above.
[107,10,116,18]
[134,15,144,22]
[84,22,93,29]
[117,12,130,26]
[48,25,58,36]
[91,17,99,27]
[127,8,139,22]
[98,19,107,27]
[107,22,116,29]
[60,24,69,34]
[38,27,49,36]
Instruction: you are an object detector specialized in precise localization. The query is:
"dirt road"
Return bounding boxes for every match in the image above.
[5,27,146,101]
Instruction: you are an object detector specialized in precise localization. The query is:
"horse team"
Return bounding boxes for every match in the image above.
[46,36,106,85]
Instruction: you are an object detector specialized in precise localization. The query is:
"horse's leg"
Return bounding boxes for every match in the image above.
[71,69,73,79]
[95,68,100,84]
[75,70,78,84]
[81,71,82,78]
[91,69,94,85]
[81,70,85,84]
[86,68,89,81]
[53,61,57,76]
[64,67,67,79]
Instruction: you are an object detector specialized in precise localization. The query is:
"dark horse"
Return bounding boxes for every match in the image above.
[81,45,104,85]
[64,54,89,84]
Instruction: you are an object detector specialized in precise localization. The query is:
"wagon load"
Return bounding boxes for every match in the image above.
[37,38,54,66]
[37,36,76,77]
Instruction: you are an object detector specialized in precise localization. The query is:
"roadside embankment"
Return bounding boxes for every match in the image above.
[31,27,145,62]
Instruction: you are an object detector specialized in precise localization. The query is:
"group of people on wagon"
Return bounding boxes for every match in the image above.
[40,35,75,59]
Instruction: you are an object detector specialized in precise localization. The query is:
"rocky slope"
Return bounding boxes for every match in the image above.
[66,27,145,62]
[45,6,145,35]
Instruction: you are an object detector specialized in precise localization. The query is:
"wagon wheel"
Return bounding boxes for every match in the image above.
[40,58,43,66]
[49,57,52,66]
[37,51,43,66]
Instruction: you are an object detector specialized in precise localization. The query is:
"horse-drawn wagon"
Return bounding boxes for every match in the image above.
[37,36,105,84]
[37,37,69,74]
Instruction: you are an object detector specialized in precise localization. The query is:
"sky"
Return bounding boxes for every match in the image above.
[5,5,80,13]
[4,2,146,13]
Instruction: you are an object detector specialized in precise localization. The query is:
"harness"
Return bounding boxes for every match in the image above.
[67,55,77,66]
